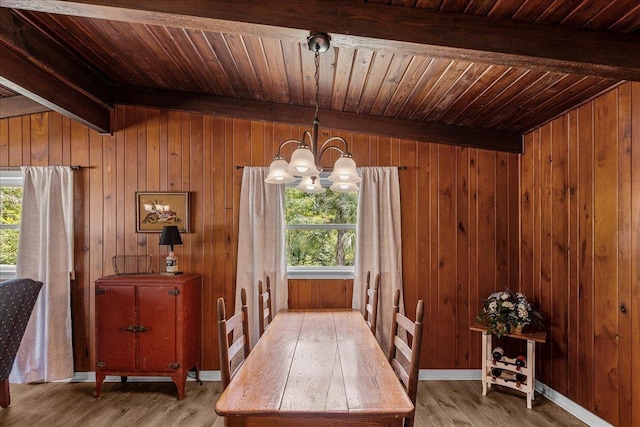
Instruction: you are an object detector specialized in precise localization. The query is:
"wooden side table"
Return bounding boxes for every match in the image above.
[470,322,546,409]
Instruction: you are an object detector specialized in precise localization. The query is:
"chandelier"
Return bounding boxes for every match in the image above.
[265,33,360,193]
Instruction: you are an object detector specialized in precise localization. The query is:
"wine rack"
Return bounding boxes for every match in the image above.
[470,323,546,409]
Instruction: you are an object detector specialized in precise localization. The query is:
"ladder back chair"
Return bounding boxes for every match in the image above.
[387,289,424,427]
[216,288,251,389]
[258,276,274,337]
[364,272,380,335]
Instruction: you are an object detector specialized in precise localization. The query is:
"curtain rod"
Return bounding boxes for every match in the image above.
[235,165,407,170]
[0,165,85,170]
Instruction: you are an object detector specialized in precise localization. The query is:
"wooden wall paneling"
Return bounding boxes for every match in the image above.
[30,114,48,165]
[467,148,481,368]
[318,279,337,309]
[520,133,534,301]
[224,117,236,309]
[0,118,8,165]
[20,116,30,164]
[47,112,62,165]
[179,110,191,287]
[592,89,619,425]
[437,144,457,368]
[494,151,509,288]
[7,116,22,164]
[428,143,439,367]
[114,107,126,265]
[551,115,569,396]
[476,150,497,302]
[616,84,632,427]
[567,109,579,402]
[70,119,90,371]
[145,109,161,271]
[201,115,215,369]
[210,114,226,316]
[416,141,432,366]
[124,106,139,258]
[87,129,104,369]
[102,116,117,276]
[398,139,418,347]
[298,279,313,309]
[456,146,470,368]
[507,152,519,288]
[576,101,595,410]
[189,113,204,287]
[538,123,553,384]
[288,279,298,308]
[135,108,148,259]
[631,82,640,427]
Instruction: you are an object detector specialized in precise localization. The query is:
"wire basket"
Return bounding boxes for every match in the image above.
[112,255,152,275]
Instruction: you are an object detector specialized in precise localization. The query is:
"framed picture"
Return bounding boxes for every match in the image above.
[136,192,190,233]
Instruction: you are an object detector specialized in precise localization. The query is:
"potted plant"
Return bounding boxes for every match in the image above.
[476,289,543,337]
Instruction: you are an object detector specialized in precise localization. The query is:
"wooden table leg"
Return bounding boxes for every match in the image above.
[526,339,535,409]
[482,332,490,395]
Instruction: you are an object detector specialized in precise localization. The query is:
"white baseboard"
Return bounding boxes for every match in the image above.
[69,370,611,426]
[535,381,613,427]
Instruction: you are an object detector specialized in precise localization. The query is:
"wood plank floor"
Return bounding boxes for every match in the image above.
[0,380,587,426]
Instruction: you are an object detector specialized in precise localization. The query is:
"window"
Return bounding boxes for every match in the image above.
[0,170,23,281]
[285,177,357,279]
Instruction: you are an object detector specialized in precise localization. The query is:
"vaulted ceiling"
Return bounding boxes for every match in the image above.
[1,0,639,153]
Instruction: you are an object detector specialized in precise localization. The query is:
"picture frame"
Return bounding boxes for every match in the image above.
[136,191,190,233]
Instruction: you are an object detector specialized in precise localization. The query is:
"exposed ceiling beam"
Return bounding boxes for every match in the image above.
[114,86,522,153]
[0,9,112,107]
[0,44,111,133]
[0,94,50,118]
[1,0,638,81]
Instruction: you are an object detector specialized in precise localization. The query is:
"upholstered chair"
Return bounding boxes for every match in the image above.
[0,278,43,408]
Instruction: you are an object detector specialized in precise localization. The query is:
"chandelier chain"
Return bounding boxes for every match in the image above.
[314,47,320,122]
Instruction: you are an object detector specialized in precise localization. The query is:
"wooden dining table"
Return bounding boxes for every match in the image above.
[215,309,414,427]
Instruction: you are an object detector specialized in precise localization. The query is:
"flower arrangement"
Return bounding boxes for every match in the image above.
[476,289,543,337]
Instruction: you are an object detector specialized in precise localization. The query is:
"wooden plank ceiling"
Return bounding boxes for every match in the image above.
[1,0,639,152]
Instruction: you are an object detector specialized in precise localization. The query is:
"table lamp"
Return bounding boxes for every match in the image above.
[159,225,183,275]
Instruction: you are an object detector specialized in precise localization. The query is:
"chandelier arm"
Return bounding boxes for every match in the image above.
[317,145,345,160]
[275,138,305,158]
[318,136,349,155]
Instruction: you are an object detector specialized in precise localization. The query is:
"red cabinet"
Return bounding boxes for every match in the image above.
[95,274,201,399]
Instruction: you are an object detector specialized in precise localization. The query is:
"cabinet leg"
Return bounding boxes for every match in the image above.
[527,392,533,409]
[95,373,106,399]
[173,375,186,400]
[121,376,128,383]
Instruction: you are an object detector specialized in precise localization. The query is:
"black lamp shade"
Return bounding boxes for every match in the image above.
[159,225,183,249]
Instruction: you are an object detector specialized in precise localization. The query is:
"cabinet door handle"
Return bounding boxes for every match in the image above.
[124,325,136,332]
[137,325,150,333]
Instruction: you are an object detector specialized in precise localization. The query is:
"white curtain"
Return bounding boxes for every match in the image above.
[11,166,74,383]
[353,167,404,356]
[235,167,287,348]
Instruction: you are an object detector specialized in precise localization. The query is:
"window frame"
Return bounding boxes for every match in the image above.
[284,175,357,280]
[0,170,23,281]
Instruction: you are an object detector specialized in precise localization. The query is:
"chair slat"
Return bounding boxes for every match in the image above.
[228,333,246,361]
[217,288,251,389]
[392,358,410,386]
[387,288,424,427]
[396,313,415,335]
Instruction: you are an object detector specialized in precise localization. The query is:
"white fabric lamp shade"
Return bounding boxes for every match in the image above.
[286,146,319,177]
[265,159,295,183]
[330,182,359,193]
[327,156,361,184]
[297,176,326,193]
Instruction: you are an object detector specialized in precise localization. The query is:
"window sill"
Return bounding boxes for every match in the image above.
[287,266,354,280]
